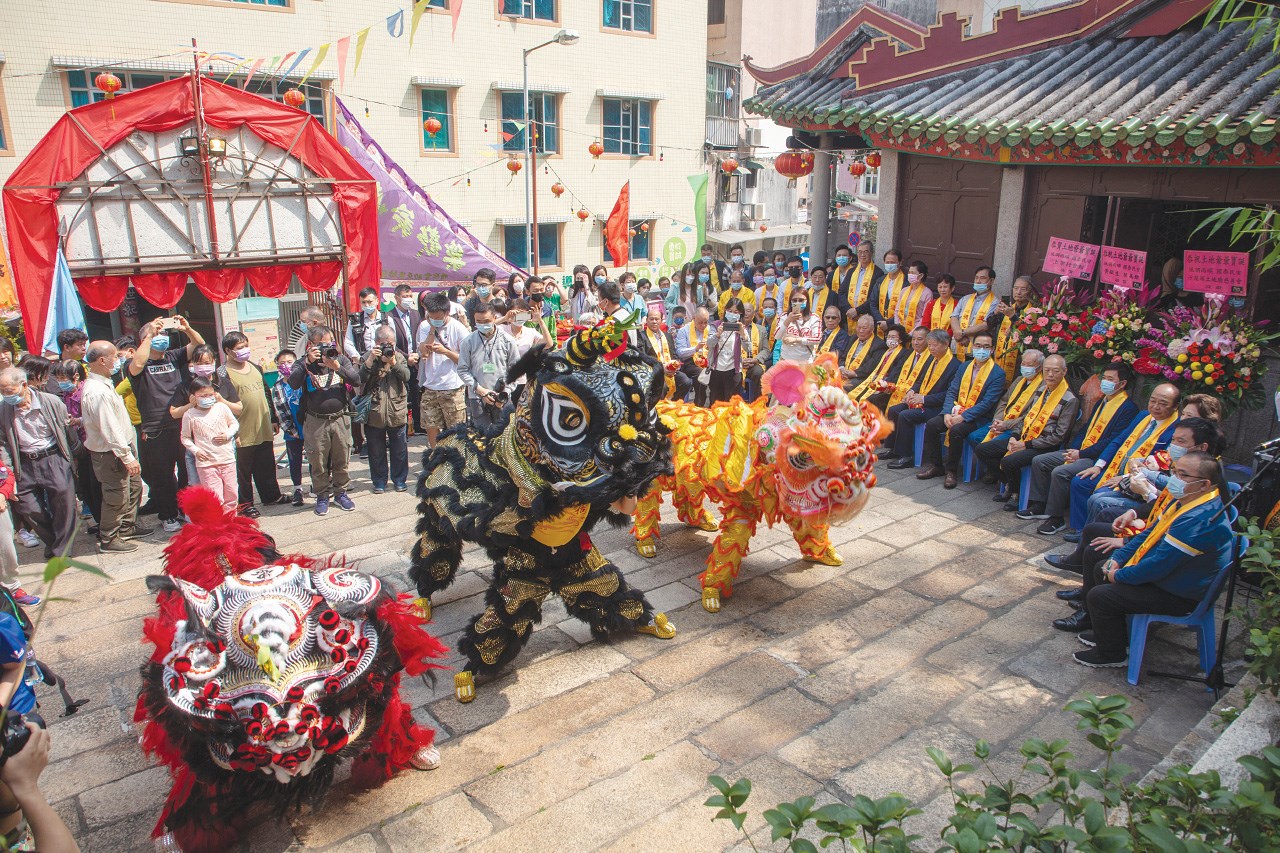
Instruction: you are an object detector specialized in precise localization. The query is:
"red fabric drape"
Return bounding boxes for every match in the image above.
[191,268,245,303]
[2,75,378,349]
[245,265,293,298]
[605,182,631,268]
[74,276,131,313]
[295,261,343,292]
[130,272,188,309]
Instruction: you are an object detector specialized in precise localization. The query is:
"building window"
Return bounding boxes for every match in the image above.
[501,0,555,21]
[504,223,561,270]
[426,0,448,7]
[602,98,652,156]
[708,0,726,25]
[66,70,328,122]
[861,171,879,197]
[706,63,740,121]
[603,220,653,264]
[603,0,652,33]
[501,91,558,154]
[420,88,453,152]
[718,171,739,204]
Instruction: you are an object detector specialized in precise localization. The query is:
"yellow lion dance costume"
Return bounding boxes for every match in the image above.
[633,354,889,612]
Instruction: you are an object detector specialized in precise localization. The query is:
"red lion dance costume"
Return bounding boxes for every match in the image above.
[135,488,446,852]
[633,354,889,612]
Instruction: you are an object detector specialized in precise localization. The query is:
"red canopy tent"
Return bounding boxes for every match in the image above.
[2,74,380,350]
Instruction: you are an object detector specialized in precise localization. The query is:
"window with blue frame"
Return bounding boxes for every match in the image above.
[425,0,448,7]
[603,0,652,33]
[501,0,555,21]
[66,70,328,122]
[501,91,558,154]
[631,221,652,261]
[504,224,561,270]
[602,98,652,156]
[420,88,453,151]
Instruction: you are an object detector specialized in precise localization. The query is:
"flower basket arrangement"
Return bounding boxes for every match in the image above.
[1014,280,1095,363]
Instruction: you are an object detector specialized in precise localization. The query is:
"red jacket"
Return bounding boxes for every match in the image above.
[0,458,14,501]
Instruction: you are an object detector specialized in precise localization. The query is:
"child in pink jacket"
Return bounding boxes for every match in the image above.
[179,377,240,513]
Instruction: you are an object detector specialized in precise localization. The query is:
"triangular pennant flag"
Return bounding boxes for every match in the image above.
[501,131,515,142]
[281,48,310,80]
[274,51,295,73]
[387,9,404,37]
[243,57,266,90]
[352,28,371,76]
[298,43,329,85]
[410,0,430,47]
[335,36,350,91]
[452,0,463,41]
[43,250,87,357]
[509,120,526,132]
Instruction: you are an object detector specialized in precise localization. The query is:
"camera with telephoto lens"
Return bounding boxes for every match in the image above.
[378,343,396,359]
[323,346,340,360]
[486,381,510,410]
[0,713,30,768]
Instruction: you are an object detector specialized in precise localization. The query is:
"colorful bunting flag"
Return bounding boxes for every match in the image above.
[243,57,266,90]
[353,27,371,76]
[410,0,430,47]
[298,43,329,85]
[387,9,404,37]
[335,37,350,90]
[452,0,463,40]
[281,48,310,79]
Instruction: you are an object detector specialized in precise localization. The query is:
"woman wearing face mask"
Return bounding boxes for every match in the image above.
[541,275,565,313]
[169,345,242,487]
[754,265,786,310]
[568,266,598,322]
[1151,257,1204,312]
[779,291,822,363]
[507,272,524,298]
[617,272,648,321]
[666,263,700,316]
[590,265,610,298]
[706,298,748,404]
[758,297,780,366]
[849,324,910,411]
[816,305,851,362]
[692,262,718,313]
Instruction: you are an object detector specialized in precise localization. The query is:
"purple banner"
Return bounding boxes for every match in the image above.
[335,98,525,288]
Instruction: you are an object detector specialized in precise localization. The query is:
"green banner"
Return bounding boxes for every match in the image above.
[687,173,708,251]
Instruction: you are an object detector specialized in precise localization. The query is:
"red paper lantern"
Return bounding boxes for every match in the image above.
[550,182,565,198]
[95,72,122,99]
[628,229,637,238]
[423,117,442,137]
[577,208,590,221]
[774,151,814,181]
[507,159,522,174]
[589,141,605,159]
[640,223,650,232]
[849,161,867,177]
[759,224,768,233]
[865,151,882,168]
[283,88,307,109]
[720,158,739,174]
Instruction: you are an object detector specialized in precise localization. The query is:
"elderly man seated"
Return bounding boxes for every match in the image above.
[1055,450,1233,669]
[882,330,958,466]
[977,354,1079,509]
[913,332,1006,489]
[969,349,1044,479]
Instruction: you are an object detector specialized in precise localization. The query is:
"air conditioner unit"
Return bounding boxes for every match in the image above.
[739,186,759,205]
[744,127,763,148]
[747,203,766,220]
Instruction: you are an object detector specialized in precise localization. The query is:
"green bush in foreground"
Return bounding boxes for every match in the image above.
[706,694,1280,852]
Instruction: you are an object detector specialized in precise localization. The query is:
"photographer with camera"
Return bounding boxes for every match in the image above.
[457,305,519,431]
[287,326,362,516]
[360,326,411,494]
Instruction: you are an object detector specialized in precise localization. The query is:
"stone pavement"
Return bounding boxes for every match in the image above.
[20,437,1231,851]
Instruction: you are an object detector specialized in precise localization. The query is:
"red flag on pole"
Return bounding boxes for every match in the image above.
[605,181,630,269]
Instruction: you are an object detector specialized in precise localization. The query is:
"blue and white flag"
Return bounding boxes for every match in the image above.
[42,249,87,357]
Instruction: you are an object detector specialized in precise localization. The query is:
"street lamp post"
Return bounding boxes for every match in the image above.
[523,28,579,273]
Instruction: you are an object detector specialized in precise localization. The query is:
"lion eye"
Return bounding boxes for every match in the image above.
[541,389,588,443]
[788,450,814,470]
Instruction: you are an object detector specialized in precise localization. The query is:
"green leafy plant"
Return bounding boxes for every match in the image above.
[706,694,1280,851]
[1236,518,1280,695]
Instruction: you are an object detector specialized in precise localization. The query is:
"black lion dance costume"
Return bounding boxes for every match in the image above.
[136,488,447,852]
[411,322,675,702]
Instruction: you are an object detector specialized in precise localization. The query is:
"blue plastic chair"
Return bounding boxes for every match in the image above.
[961,442,981,483]
[913,422,926,467]
[1018,467,1032,512]
[1125,533,1246,687]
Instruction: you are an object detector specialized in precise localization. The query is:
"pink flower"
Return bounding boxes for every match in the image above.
[1037,317,1049,328]
[1047,342,1059,353]
[1038,335,1050,345]
[1051,323,1064,333]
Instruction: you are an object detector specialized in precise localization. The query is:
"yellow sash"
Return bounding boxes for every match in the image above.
[1004,375,1042,421]
[851,347,904,402]
[809,286,830,317]
[878,273,906,320]
[708,263,722,291]
[852,264,875,307]
[1019,380,1069,441]
[1100,414,1178,482]
[889,351,929,407]
[844,337,875,372]
[689,325,707,349]
[818,329,841,354]
[1124,489,1217,567]
[919,351,954,396]
[927,296,956,332]
[956,358,996,410]
[647,330,674,396]
[895,285,929,329]
[955,293,996,360]
[1082,393,1127,448]
[994,310,1023,378]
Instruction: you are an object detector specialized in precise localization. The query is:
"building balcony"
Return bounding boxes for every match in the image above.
[706,115,739,150]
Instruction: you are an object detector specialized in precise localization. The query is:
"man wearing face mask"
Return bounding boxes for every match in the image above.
[989,275,1037,383]
[219,332,283,517]
[457,304,519,430]
[867,249,907,334]
[950,266,999,361]
[1020,362,1139,526]
[416,292,470,449]
[81,340,148,553]
[344,288,384,459]
[1063,450,1231,669]
[289,325,362,516]
[699,243,729,293]
[835,243,881,320]
[290,306,326,359]
[717,270,756,317]
[915,332,1006,488]
[726,244,749,277]
[463,268,498,328]
[384,284,422,432]
[127,316,205,534]
[0,366,79,561]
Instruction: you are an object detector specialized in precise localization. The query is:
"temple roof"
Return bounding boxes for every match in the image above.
[744,0,1280,156]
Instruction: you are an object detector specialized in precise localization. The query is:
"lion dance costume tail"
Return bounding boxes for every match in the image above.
[136,488,447,852]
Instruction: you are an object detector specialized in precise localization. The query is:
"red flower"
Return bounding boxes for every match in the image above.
[1133,357,1162,375]
[1093,349,1104,358]
[1228,381,1238,390]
